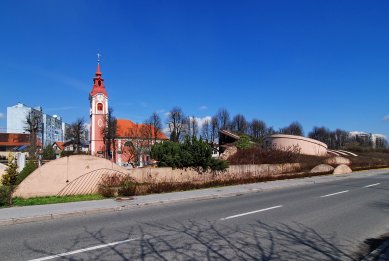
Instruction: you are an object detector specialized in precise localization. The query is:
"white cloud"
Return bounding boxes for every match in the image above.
[384,115,389,121]
[198,105,208,111]
[0,112,4,120]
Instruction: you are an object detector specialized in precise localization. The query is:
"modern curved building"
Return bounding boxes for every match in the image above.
[263,134,328,156]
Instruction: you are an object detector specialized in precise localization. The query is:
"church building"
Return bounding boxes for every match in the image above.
[89,57,168,166]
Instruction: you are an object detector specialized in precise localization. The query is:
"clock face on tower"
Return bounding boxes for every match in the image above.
[97,94,103,102]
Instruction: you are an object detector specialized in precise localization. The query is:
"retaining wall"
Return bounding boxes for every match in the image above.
[14,155,301,198]
[14,155,128,198]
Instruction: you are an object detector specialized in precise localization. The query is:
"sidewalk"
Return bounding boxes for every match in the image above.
[0,168,387,226]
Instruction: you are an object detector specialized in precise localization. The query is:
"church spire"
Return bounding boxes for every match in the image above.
[90,51,107,97]
[95,51,102,76]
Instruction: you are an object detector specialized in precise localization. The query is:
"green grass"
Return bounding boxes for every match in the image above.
[11,194,105,207]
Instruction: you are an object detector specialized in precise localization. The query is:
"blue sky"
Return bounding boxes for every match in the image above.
[0,0,389,136]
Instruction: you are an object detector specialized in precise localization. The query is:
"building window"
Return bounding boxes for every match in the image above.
[97,103,103,111]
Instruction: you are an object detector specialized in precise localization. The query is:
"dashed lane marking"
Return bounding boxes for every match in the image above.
[320,190,349,198]
[29,237,143,261]
[220,205,283,220]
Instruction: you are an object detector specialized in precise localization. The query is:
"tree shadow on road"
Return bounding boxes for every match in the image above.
[25,219,357,260]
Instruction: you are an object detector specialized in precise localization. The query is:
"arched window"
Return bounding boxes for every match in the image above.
[98,80,101,86]
[97,103,103,111]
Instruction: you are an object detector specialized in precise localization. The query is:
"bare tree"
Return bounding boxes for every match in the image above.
[210,116,219,143]
[249,119,267,142]
[267,126,277,136]
[66,118,87,153]
[201,119,211,142]
[308,126,331,145]
[143,112,161,155]
[123,124,150,166]
[103,107,117,161]
[231,114,248,134]
[167,107,187,142]
[215,108,230,131]
[24,110,43,158]
[147,112,162,143]
[280,121,304,136]
[188,116,199,138]
[333,129,348,149]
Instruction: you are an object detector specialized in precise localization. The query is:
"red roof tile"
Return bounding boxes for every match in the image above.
[0,133,41,147]
[116,119,168,140]
[54,142,65,150]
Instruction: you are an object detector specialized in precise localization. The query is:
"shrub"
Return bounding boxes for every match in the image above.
[117,177,137,197]
[97,174,137,197]
[0,186,11,207]
[228,145,326,171]
[1,154,22,206]
[97,185,116,198]
[16,160,38,184]
[151,136,228,171]
[235,135,252,149]
[2,154,18,186]
[42,145,56,160]
[210,158,230,171]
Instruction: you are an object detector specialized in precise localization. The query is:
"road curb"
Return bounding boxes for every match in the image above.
[361,240,389,261]
[0,190,265,226]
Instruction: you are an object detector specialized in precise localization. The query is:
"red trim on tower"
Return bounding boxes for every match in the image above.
[90,63,108,97]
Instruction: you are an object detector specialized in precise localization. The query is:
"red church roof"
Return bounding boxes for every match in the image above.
[116,119,168,140]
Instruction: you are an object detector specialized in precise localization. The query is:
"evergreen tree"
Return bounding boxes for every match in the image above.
[42,145,56,160]
[1,154,19,205]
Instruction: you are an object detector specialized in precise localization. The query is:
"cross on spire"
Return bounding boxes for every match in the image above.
[97,51,101,63]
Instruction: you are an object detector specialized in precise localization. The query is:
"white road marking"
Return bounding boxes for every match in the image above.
[320,190,349,198]
[364,183,380,188]
[29,237,142,261]
[220,205,283,220]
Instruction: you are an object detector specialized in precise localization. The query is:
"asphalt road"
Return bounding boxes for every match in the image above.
[0,172,388,260]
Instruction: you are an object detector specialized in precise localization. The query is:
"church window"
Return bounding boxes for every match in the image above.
[98,80,101,86]
[97,103,103,111]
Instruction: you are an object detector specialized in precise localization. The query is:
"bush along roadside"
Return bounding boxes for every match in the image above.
[151,136,229,171]
[16,160,38,185]
[0,154,19,206]
[0,156,38,207]
[98,174,137,197]
[97,170,334,198]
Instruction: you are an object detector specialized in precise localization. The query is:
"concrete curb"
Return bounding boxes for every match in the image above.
[361,240,389,261]
[0,190,267,226]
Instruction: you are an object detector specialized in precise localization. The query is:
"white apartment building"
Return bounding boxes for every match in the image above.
[7,103,68,147]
